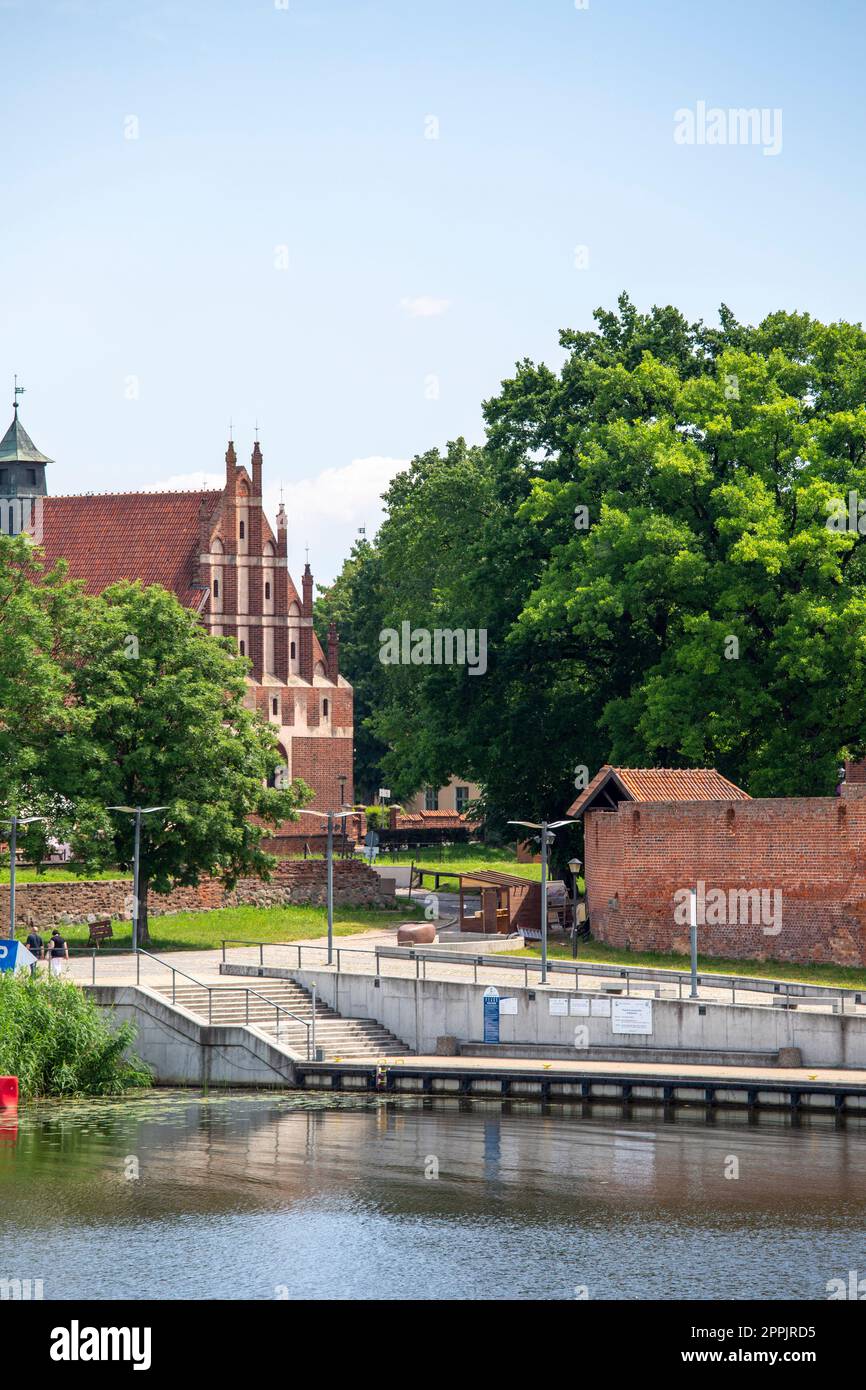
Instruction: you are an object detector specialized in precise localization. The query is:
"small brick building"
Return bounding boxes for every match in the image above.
[1,404,352,840]
[569,765,866,968]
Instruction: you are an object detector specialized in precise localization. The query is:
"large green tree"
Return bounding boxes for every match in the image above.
[327,295,866,830]
[313,539,391,801]
[48,581,312,944]
[0,537,86,859]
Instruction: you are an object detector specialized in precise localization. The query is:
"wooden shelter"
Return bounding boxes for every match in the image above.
[457,870,541,935]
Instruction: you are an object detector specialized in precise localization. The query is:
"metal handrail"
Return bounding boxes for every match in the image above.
[217,937,864,1012]
[135,948,316,1059]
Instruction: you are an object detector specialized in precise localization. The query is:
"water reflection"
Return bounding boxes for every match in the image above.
[2,1093,865,1300]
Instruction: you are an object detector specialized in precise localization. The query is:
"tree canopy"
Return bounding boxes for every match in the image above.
[323,295,866,827]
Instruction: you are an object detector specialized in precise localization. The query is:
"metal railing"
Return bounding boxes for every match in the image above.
[135,948,317,1059]
[219,937,865,1014]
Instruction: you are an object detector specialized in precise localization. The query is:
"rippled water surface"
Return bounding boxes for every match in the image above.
[2,1093,865,1299]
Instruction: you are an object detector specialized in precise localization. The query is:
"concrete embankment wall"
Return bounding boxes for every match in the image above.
[291,970,866,1068]
[85,985,299,1088]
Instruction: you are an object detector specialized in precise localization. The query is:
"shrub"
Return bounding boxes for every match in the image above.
[0,972,152,1099]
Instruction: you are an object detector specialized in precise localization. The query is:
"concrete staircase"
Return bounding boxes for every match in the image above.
[152,977,411,1060]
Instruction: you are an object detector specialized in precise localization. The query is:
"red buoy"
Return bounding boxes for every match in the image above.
[0,1076,19,1109]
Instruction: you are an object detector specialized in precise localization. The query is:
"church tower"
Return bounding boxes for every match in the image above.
[0,380,51,536]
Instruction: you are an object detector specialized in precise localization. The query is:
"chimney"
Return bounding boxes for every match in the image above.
[222,439,239,618]
[327,620,340,683]
[196,496,211,585]
[225,438,237,497]
[248,442,264,680]
[300,560,314,681]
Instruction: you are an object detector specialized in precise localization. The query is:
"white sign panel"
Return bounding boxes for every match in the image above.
[591,998,611,1017]
[611,998,653,1035]
[500,997,518,1016]
[569,998,590,1016]
[548,997,568,1016]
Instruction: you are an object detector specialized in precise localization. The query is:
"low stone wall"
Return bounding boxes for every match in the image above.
[0,860,393,930]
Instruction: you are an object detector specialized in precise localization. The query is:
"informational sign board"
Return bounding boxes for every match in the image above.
[548,997,568,1016]
[0,941,34,973]
[483,986,500,1043]
[611,998,653,1035]
[499,997,517,1016]
[591,998,612,1017]
[569,998,590,1016]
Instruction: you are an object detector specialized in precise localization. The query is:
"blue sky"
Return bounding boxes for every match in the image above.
[2,0,865,581]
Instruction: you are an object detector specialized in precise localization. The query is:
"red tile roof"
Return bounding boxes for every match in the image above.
[396,809,481,831]
[39,491,220,607]
[568,765,749,817]
[37,489,329,669]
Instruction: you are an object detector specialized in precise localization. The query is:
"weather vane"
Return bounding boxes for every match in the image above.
[13,375,25,413]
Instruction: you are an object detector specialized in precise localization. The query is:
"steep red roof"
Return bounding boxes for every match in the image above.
[569,765,749,817]
[39,491,221,607]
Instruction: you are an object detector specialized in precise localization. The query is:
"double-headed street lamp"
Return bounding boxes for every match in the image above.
[297,808,356,966]
[1,815,47,938]
[508,817,576,984]
[107,806,168,953]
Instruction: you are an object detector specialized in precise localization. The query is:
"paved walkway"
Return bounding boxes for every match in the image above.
[61,931,865,1020]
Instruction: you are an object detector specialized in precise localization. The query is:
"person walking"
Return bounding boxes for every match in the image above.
[48,929,68,978]
[25,928,44,977]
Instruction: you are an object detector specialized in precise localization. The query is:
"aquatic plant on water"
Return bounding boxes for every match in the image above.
[0,972,152,1099]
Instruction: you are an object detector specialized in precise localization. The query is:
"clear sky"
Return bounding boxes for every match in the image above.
[2,0,865,582]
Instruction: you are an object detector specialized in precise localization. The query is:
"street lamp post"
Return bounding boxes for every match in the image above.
[298,809,356,966]
[508,818,576,984]
[107,807,168,953]
[337,774,348,857]
[1,815,47,938]
[568,856,582,959]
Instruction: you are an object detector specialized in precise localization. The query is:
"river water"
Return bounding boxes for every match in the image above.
[1,1093,864,1300]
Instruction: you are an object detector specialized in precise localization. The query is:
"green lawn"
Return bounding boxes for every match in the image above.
[508,938,866,992]
[19,901,425,954]
[0,867,131,883]
[374,843,570,884]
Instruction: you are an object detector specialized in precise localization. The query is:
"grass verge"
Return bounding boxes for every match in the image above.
[507,938,866,991]
[34,901,425,954]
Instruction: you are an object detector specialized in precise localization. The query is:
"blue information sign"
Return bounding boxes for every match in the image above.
[0,940,34,973]
[483,986,500,1044]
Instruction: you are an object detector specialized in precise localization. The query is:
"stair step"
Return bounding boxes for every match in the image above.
[150,976,410,1057]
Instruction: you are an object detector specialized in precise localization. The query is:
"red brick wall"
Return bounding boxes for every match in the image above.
[290,734,353,816]
[585,796,866,967]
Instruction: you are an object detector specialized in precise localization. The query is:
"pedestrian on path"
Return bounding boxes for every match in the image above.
[25,929,44,977]
[48,929,68,978]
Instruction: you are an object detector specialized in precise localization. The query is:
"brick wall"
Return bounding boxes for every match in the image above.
[290,732,354,817]
[584,795,866,967]
[0,860,392,931]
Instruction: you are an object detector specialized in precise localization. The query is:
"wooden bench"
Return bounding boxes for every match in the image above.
[87,918,113,947]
